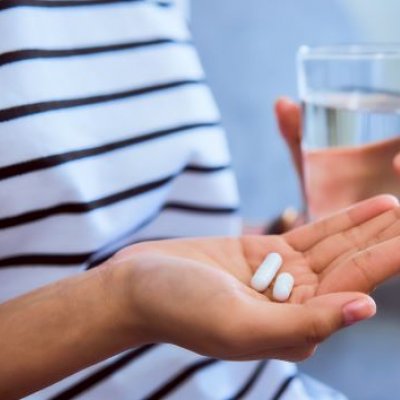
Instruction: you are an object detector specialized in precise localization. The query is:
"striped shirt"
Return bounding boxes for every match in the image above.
[0,1,345,398]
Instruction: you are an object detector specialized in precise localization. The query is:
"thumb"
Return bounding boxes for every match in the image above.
[250,292,376,348]
[392,152,400,176]
[299,292,376,345]
[274,97,304,182]
[275,97,302,144]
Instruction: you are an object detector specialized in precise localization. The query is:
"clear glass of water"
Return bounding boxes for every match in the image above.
[298,45,400,220]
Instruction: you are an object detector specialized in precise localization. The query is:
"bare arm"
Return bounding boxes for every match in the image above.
[0,265,138,399]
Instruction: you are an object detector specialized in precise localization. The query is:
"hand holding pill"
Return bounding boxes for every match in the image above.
[108,194,400,362]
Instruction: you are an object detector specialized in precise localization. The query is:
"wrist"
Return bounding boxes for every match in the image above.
[103,248,154,348]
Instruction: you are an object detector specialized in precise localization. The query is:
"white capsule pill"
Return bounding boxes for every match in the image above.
[251,252,283,292]
[272,272,294,302]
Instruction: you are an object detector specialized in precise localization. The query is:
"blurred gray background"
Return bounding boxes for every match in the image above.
[191,1,400,399]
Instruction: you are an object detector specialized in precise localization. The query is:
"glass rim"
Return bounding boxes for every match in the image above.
[299,44,400,60]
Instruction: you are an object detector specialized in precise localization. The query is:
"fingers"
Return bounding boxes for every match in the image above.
[275,97,303,180]
[285,195,399,251]
[319,236,400,294]
[308,206,400,272]
[231,292,375,357]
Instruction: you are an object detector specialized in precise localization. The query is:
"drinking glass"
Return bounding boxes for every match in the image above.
[298,45,400,220]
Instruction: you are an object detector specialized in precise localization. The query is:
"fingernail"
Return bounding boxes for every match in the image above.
[342,297,376,326]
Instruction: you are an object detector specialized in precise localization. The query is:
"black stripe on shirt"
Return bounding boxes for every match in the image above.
[154,1,171,6]
[0,39,191,67]
[226,361,268,400]
[0,79,204,122]
[165,202,238,215]
[0,202,238,268]
[88,194,234,269]
[0,163,236,230]
[86,206,165,269]
[0,0,170,11]
[0,204,156,268]
[144,358,219,400]
[0,174,177,229]
[0,252,91,267]
[85,199,237,269]
[48,345,157,400]
[271,375,297,400]
[185,164,230,173]
[0,121,221,182]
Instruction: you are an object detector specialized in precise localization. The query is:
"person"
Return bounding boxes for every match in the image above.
[2,1,400,399]
[275,97,400,218]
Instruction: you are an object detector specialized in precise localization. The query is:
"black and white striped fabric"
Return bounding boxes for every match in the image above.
[0,1,345,399]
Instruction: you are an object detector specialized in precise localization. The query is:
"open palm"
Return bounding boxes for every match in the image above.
[115,195,400,361]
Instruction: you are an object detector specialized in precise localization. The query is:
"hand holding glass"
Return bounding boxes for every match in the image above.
[298,45,400,220]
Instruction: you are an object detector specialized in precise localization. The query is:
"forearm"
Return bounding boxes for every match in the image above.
[0,263,138,400]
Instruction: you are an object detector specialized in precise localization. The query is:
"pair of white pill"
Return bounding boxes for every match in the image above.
[250,253,294,302]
